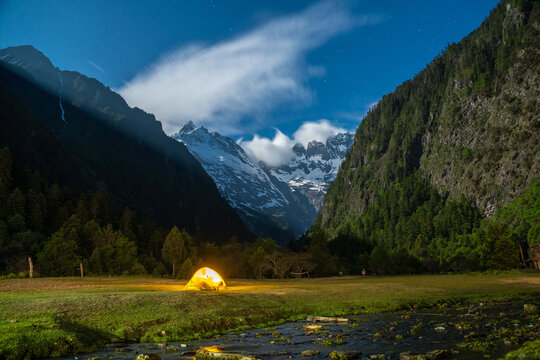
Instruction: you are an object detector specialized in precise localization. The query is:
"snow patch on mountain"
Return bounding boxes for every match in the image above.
[172,122,353,239]
[267,132,354,210]
[173,122,288,215]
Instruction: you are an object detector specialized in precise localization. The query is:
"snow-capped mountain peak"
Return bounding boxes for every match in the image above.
[172,124,288,212]
[179,120,197,133]
[172,123,353,241]
[267,132,353,211]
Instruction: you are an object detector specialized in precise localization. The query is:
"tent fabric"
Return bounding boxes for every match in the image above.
[184,267,227,291]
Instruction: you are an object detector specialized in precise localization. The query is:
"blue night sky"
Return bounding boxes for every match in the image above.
[1,0,498,143]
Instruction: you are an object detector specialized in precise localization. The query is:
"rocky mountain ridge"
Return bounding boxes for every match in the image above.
[173,122,353,241]
[268,132,354,211]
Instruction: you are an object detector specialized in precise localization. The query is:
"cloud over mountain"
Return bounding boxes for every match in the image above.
[239,119,348,166]
[119,1,376,135]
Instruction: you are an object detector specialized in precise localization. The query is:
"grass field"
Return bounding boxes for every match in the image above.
[1,272,539,359]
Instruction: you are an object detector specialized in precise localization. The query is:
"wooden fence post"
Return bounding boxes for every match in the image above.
[28,257,33,278]
[80,263,84,278]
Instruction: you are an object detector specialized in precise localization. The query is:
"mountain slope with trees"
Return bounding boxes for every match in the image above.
[312,0,539,272]
[0,46,251,243]
[0,146,314,279]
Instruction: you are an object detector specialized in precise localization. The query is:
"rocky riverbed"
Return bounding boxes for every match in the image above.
[56,300,539,360]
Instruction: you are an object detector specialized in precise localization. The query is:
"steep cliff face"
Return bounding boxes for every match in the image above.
[317,0,539,238]
[421,24,539,216]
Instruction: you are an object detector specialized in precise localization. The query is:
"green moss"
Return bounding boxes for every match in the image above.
[503,340,540,360]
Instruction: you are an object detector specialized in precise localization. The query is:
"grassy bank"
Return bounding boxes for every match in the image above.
[0,272,539,359]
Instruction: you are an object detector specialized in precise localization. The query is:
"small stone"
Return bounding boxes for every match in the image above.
[434,326,446,332]
[135,354,161,360]
[307,316,349,323]
[304,324,323,333]
[399,352,415,360]
[329,351,362,359]
[301,350,320,357]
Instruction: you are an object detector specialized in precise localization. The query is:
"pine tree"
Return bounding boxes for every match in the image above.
[178,258,193,279]
[485,224,520,270]
[247,246,267,279]
[89,224,140,275]
[119,207,137,243]
[161,226,187,277]
[149,230,165,259]
[6,188,25,217]
[37,231,81,276]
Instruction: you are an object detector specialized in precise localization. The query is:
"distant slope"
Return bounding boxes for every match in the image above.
[316,0,539,242]
[174,122,353,241]
[173,122,299,242]
[0,46,252,243]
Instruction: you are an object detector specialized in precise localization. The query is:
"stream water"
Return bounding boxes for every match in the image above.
[57,300,539,360]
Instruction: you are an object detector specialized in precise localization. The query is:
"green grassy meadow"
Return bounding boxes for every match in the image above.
[1,272,539,359]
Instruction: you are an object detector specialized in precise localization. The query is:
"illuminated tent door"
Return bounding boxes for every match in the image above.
[184,267,226,291]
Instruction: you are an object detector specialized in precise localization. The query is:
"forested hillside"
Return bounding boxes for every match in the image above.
[0,46,251,244]
[0,146,298,278]
[311,0,539,273]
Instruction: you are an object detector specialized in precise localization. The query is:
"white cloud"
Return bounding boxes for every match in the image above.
[240,129,295,167]
[239,119,348,166]
[293,119,345,147]
[118,1,377,135]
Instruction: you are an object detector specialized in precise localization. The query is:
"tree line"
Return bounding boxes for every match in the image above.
[0,147,315,279]
[1,145,537,279]
[304,173,539,275]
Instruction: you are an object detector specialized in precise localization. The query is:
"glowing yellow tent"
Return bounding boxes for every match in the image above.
[184,267,226,291]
